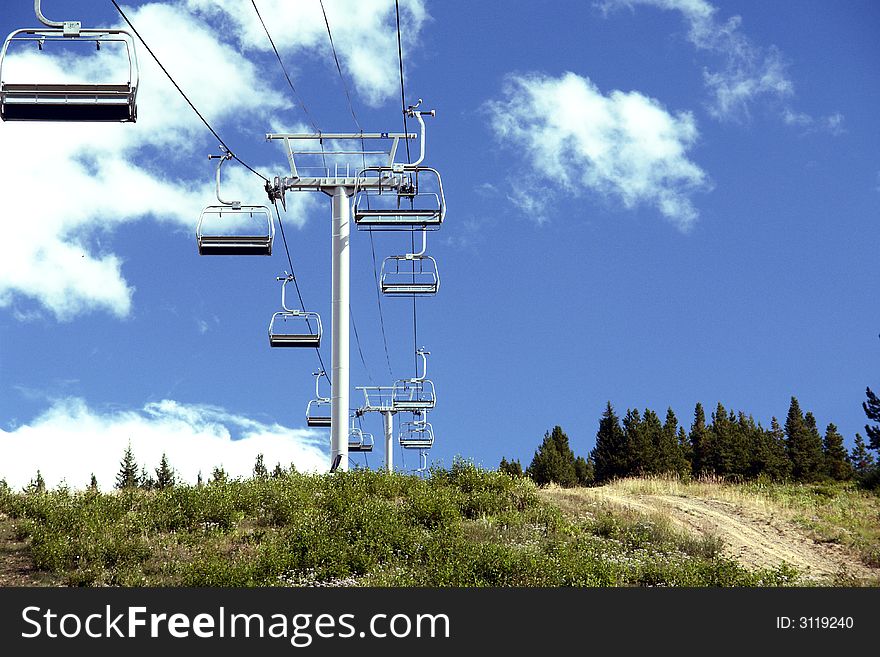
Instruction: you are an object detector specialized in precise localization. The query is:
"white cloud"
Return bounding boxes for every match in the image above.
[487,72,709,230]
[0,2,324,319]
[0,397,329,490]
[600,0,800,122]
[185,0,428,108]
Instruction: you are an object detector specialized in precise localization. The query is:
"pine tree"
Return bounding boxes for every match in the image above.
[863,387,880,451]
[115,444,140,490]
[140,466,156,490]
[591,402,628,483]
[26,470,46,494]
[639,409,662,475]
[196,471,204,487]
[253,453,268,479]
[210,466,228,484]
[850,434,875,477]
[689,403,711,477]
[622,408,649,476]
[88,473,99,491]
[526,426,577,487]
[707,402,732,477]
[271,462,285,478]
[155,453,176,489]
[499,457,524,478]
[822,423,852,481]
[574,456,595,486]
[785,398,823,481]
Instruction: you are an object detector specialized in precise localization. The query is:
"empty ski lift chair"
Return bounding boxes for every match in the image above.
[348,426,374,453]
[197,151,274,255]
[380,229,440,296]
[353,166,444,231]
[352,102,445,231]
[305,371,331,428]
[399,416,434,450]
[0,1,138,122]
[268,274,322,348]
[392,348,436,411]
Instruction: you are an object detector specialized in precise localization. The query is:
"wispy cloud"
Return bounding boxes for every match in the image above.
[0,397,328,490]
[486,72,710,231]
[599,0,840,128]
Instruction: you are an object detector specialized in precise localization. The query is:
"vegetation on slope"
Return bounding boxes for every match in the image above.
[0,462,798,588]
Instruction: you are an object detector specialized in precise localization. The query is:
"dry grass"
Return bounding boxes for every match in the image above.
[562,476,880,572]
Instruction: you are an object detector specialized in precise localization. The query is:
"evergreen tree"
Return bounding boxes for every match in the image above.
[210,466,228,484]
[591,402,628,483]
[271,462,285,479]
[26,470,46,494]
[499,457,524,478]
[821,423,852,481]
[676,427,692,477]
[689,403,711,477]
[253,453,268,479]
[622,408,650,476]
[749,418,789,481]
[639,409,662,475]
[850,434,875,477]
[863,387,880,451]
[526,426,577,487]
[155,453,176,489]
[574,456,595,486]
[115,444,140,490]
[140,467,156,491]
[88,473,99,491]
[785,398,823,481]
[707,402,732,477]
[196,471,204,487]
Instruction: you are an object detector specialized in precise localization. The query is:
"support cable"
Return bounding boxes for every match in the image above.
[110,0,267,182]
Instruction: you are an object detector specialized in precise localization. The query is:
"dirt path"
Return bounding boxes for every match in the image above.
[542,487,880,584]
[0,518,61,587]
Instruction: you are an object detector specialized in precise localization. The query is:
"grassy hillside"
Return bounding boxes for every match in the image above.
[1,463,863,587]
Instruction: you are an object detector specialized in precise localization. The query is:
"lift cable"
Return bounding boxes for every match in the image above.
[393,0,419,373]
[251,0,327,169]
[350,304,375,385]
[251,0,320,133]
[394,0,412,164]
[318,0,362,133]
[272,201,330,385]
[370,232,394,378]
[110,0,267,183]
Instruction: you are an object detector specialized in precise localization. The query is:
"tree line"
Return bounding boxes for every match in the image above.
[502,393,880,489]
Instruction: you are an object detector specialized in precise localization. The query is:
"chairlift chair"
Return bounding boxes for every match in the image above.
[352,166,445,231]
[0,1,139,122]
[305,371,331,428]
[399,417,434,450]
[348,427,374,453]
[380,229,440,296]
[197,152,274,255]
[392,348,435,411]
[268,274,322,348]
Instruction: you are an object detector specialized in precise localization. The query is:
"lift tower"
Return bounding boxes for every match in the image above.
[267,105,439,472]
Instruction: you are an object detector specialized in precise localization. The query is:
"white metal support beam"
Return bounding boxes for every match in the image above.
[330,186,350,472]
[383,410,393,473]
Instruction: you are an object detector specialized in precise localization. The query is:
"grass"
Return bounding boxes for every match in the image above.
[0,464,804,587]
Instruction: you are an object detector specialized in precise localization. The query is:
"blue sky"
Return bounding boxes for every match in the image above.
[1,0,878,489]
